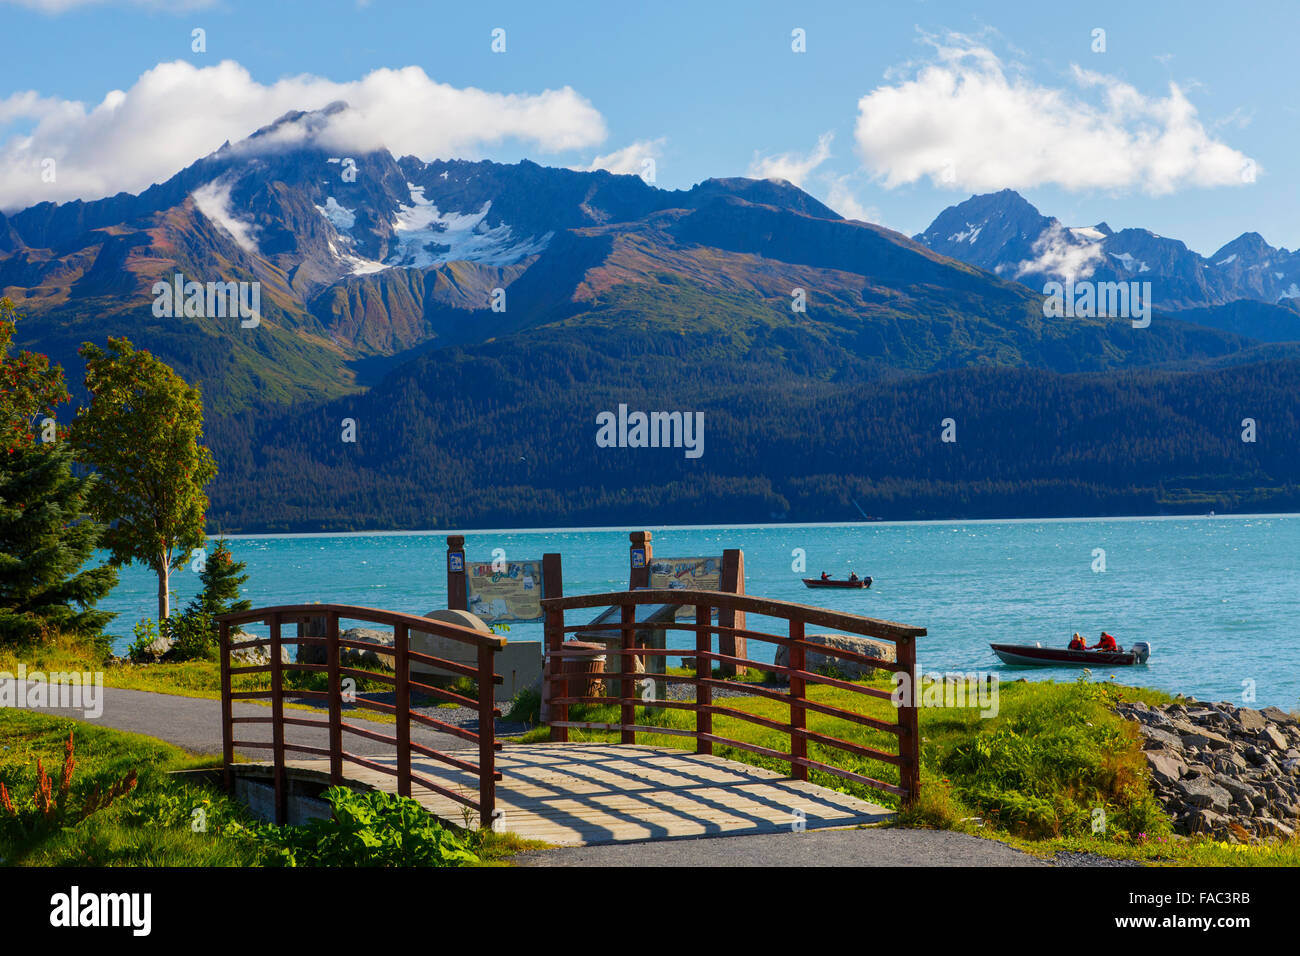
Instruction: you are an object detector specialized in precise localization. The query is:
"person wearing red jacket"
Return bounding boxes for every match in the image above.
[1091,631,1118,651]
[1068,633,1087,650]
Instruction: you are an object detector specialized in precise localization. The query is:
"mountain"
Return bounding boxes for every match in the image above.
[3,104,1297,531]
[916,190,1300,327]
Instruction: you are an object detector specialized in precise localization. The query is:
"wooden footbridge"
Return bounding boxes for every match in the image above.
[217,590,925,845]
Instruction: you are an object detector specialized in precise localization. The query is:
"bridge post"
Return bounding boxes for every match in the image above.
[896,634,921,805]
[326,610,343,783]
[695,603,712,756]
[718,549,746,677]
[219,620,233,792]
[478,644,497,828]
[788,617,807,781]
[545,605,567,741]
[395,623,411,798]
[270,612,286,823]
[620,603,635,744]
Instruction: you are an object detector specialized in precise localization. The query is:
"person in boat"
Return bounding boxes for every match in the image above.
[1068,633,1087,651]
[820,571,830,581]
[1091,631,1119,651]
[849,572,860,582]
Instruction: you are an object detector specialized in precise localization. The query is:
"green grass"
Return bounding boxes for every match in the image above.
[0,709,261,866]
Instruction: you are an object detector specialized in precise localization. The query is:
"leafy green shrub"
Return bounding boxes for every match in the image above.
[161,611,217,662]
[506,686,541,724]
[236,787,479,867]
[127,612,218,663]
[126,619,161,662]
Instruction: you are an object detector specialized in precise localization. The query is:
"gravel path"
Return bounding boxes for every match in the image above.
[514,826,1050,867]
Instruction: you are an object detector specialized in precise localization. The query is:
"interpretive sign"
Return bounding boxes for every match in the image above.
[468,560,544,623]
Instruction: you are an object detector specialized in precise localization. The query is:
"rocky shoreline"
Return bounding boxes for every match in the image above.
[1115,697,1300,842]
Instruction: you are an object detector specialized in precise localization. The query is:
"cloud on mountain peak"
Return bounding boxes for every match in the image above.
[0,60,608,211]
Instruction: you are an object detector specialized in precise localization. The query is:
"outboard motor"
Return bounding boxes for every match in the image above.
[1131,642,1152,664]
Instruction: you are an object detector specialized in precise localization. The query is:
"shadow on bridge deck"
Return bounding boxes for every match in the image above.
[237,743,894,845]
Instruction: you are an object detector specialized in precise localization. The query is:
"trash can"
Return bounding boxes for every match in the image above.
[561,641,607,699]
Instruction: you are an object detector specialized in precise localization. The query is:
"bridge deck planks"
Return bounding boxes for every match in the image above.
[238,742,893,845]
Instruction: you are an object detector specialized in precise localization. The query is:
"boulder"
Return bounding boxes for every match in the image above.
[295,627,394,669]
[1261,725,1289,751]
[131,634,174,663]
[230,632,294,666]
[1261,706,1298,727]
[1237,708,1269,733]
[772,633,896,681]
[1176,777,1232,813]
[1141,727,1183,750]
[1189,808,1227,834]
[1180,728,1232,751]
[1145,750,1187,786]
[1254,817,1295,840]
[1212,773,1259,803]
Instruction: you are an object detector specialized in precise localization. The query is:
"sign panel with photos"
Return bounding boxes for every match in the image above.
[467,560,544,623]
[649,557,722,617]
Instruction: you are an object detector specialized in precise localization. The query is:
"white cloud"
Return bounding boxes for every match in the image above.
[192,179,260,254]
[0,60,608,211]
[854,36,1257,195]
[582,138,666,177]
[824,175,879,224]
[747,132,834,187]
[1012,222,1105,283]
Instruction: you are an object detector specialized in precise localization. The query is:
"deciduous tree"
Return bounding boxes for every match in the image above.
[70,338,217,621]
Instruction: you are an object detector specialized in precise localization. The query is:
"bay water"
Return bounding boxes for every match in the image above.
[99,515,1300,710]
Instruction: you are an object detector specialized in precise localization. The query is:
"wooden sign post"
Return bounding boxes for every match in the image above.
[446,535,468,611]
[629,530,652,589]
[718,548,747,677]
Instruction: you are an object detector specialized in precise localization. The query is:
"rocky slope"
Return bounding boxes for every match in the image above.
[1116,698,1300,842]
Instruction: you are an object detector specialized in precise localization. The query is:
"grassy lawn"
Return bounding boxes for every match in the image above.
[516,672,1300,866]
[0,709,260,866]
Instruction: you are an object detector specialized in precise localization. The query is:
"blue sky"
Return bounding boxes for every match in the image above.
[2,0,1295,255]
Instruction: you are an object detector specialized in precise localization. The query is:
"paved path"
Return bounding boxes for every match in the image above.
[512,826,1048,867]
[13,686,473,759]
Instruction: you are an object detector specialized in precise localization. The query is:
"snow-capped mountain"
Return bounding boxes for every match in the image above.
[916,190,1300,312]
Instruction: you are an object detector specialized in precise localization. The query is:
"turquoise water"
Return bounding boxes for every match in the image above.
[100,516,1300,710]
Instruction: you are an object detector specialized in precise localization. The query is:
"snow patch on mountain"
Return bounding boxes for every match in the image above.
[948,224,982,244]
[1109,252,1150,273]
[1279,284,1300,301]
[316,197,356,232]
[1217,254,1238,266]
[192,180,261,254]
[385,183,551,268]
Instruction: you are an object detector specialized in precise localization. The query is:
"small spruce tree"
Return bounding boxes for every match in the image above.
[0,443,118,645]
[187,538,251,619]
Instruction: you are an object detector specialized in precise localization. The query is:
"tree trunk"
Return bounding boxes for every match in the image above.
[158,559,170,620]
